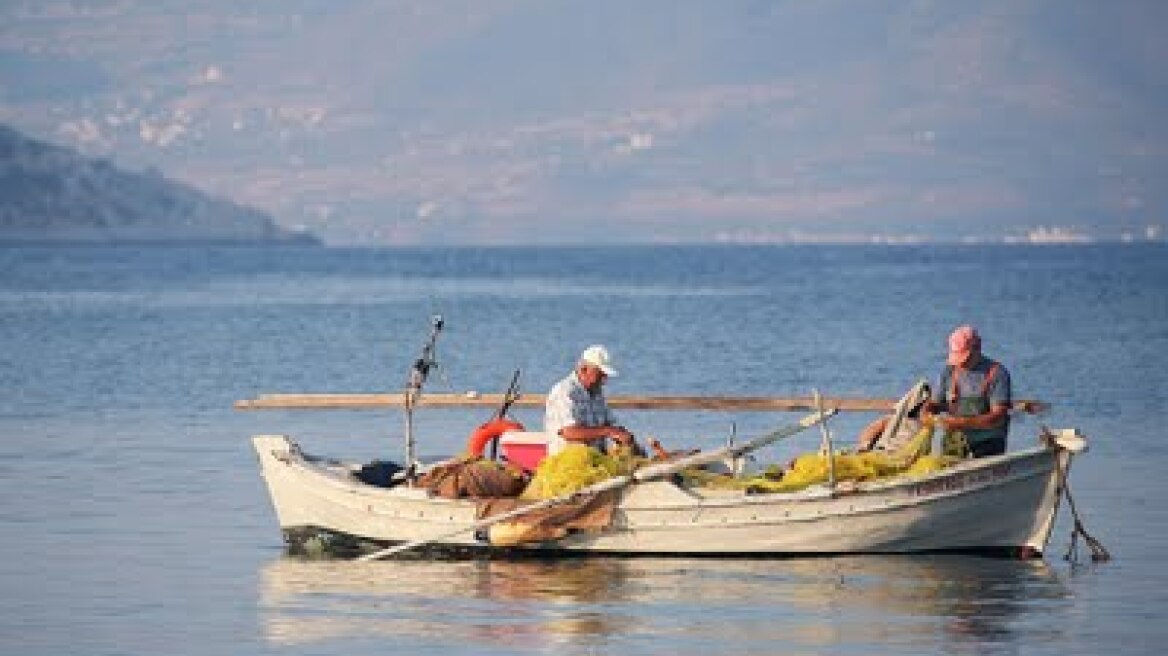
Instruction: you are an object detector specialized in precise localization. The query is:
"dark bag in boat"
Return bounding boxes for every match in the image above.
[355,460,404,487]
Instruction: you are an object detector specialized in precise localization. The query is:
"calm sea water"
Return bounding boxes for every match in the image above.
[1,243,1165,655]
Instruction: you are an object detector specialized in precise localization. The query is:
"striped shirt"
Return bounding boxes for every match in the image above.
[544,371,616,454]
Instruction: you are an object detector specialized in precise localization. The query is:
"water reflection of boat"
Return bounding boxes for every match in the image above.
[260,554,1071,651]
[259,557,641,647]
[750,555,1069,648]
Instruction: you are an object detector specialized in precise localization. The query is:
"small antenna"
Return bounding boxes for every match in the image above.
[403,314,444,482]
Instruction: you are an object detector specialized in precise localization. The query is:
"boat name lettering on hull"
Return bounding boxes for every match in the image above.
[909,463,1012,497]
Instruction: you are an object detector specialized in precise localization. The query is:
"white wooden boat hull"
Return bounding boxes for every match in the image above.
[252,434,1075,557]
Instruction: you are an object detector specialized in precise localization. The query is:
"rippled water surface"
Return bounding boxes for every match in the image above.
[1,244,1164,655]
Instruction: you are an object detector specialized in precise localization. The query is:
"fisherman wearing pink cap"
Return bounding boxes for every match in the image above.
[924,325,1014,457]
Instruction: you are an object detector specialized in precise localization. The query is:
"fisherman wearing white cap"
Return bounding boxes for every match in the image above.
[544,344,637,456]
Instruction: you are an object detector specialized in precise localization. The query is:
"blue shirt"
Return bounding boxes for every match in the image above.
[544,371,616,454]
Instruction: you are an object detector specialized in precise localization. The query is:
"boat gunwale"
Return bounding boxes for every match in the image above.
[259,434,1061,513]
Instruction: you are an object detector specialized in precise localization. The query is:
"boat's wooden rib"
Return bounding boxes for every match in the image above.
[236,392,1043,413]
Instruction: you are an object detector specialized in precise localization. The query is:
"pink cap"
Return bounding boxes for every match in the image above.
[947,325,981,366]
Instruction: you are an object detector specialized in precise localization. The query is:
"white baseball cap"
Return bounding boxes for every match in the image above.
[579,344,618,377]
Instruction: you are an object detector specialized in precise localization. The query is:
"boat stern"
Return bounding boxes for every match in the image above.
[1022,428,1087,554]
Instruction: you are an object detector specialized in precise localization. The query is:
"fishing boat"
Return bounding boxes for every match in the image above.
[244,318,1096,560]
[250,422,1086,559]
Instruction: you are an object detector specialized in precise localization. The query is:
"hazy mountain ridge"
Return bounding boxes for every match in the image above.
[0,124,317,243]
[0,1,1164,244]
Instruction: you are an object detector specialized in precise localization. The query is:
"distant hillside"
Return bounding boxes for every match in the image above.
[0,2,1164,243]
[0,124,317,244]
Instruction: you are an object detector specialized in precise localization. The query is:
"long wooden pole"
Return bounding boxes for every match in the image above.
[234,392,1044,413]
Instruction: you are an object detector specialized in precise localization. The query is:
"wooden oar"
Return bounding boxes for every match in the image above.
[237,392,1044,413]
[621,407,838,481]
[356,473,634,562]
[356,408,837,561]
[232,389,1046,410]
[235,392,882,411]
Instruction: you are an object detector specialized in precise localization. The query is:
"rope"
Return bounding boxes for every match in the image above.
[1062,479,1111,563]
[1049,435,1111,563]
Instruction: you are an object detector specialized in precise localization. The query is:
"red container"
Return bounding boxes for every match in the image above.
[499,432,551,472]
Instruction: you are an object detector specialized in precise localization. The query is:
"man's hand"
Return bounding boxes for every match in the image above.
[1021,400,1049,414]
[609,426,635,446]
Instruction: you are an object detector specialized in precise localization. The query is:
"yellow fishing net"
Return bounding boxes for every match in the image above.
[681,419,960,494]
[520,444,639,500]
[519,421,961,501]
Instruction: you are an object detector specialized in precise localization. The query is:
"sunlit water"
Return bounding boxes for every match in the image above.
[1,244,1165,655]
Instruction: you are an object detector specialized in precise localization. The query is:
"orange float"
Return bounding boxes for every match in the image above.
[466,417,525,458]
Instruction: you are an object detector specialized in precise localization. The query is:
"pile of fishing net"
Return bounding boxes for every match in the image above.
[417,457,528,499]
[483,444,636,547]
[682,420,961,494]
[520,444,641,500]
[516,421,963,502]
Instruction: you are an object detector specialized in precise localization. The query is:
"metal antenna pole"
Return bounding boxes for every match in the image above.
[725,421,741,477]
[814,389,836,490]
[404,315,443,483]
[488,369,522,461]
